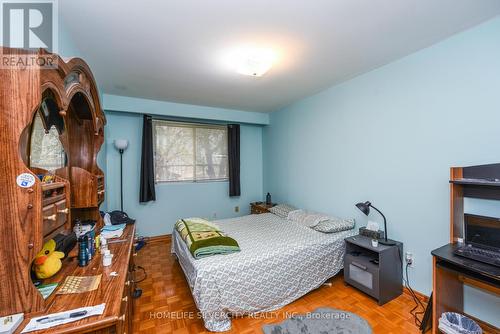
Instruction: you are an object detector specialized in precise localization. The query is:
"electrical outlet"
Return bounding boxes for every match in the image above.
[405,252,414,266]
[234,206,239,213]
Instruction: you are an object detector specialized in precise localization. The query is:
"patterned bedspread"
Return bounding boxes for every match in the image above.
[171,213,356,332]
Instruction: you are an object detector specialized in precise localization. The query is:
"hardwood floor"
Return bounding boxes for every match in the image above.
[131,239,433,334]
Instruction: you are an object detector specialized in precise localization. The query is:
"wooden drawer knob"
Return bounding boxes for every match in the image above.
[44,214,56,221]
[57,208,69,214]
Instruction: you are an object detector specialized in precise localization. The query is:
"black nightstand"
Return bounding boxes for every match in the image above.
[344,235,403,305]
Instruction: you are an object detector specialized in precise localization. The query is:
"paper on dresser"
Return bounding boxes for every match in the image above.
[21,304,105,333]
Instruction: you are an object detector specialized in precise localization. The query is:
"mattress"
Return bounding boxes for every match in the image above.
[171,213,356,332]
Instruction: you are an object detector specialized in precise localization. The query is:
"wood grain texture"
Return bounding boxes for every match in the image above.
[450,167,464,242]
[132,239,432,334]
[459,275,500,296]
[17,224,136,334]
[0,48,45,316]
[0,47,107,317]
[250,202,275,214]
[146,235,172,244]
[432,260,464,334]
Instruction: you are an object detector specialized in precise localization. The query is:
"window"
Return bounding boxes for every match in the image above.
[153,120,228,183]
[30,112,65,171]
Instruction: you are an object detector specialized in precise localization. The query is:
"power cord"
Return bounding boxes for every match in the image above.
[131,265,147,284]
[397,248,426,327]
[131,265,147,299]
[404,262,426,327]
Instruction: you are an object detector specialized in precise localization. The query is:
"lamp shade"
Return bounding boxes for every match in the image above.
[355,201,371,216]
[114,139,129,151]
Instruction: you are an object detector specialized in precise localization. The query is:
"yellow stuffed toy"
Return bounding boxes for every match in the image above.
[33,239,65,279]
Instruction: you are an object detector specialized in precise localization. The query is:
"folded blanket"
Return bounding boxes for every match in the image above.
[175,217,240,259]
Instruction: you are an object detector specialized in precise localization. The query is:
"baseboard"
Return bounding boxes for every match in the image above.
[403,287,429,303]
[145,234,171,244]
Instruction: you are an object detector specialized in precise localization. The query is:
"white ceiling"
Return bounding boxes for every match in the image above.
[60,0,500,113]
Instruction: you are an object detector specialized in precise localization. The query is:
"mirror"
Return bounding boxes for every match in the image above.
[29,97,66,172]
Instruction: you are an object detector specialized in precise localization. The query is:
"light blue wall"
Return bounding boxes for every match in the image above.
[104,111,263,237]
[103,94,269,125]
[263,17,500,325]
[58,17,81,58]
[57,16,267,230]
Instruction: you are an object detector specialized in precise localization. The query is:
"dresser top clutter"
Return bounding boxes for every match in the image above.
[0,48,134,334]
[19,225,136,334]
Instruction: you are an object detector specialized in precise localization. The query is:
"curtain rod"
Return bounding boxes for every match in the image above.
[150,115,236,126]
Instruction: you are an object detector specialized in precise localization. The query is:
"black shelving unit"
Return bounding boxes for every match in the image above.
[344,235,403,305]
[450,163,500,240]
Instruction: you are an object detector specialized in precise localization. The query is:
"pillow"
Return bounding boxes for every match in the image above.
[287,209,330,228]
[312,217,355,233]
[268,204,297,219]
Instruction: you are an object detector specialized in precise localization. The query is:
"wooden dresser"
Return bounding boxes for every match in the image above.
[0,48,134,333]
[17,224,136,334]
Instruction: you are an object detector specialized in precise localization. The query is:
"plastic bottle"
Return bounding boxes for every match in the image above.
[266,192,272,205]
[74,219,82,237]
[102,249,113,267]
[100,236,108,254]
[78,236,88,267]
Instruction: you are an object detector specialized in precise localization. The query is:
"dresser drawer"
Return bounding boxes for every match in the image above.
[42,204,57,236]
[55,199,69,226]
[344,254,380,300]
[42,200,68,237]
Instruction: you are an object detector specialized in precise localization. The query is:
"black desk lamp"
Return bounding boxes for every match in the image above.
[114,139,129,212]
[355,201,396,246]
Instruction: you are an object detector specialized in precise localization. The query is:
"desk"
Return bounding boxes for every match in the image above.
[17,224,136,334]
[432,243,500,334]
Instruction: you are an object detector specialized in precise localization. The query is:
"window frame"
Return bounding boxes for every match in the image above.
[152,119,229,184]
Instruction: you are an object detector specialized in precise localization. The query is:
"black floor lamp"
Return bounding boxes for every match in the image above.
[114,139,129,212]
[355,201,396,246]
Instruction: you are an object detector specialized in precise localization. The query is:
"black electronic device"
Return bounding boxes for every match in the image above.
[453,214,500,267]
[53,232,77,258]
[109,210,136,225]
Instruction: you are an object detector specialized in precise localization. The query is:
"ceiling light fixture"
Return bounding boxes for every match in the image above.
[223,46,277,77]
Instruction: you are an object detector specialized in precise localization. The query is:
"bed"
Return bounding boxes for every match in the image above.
[171,212,356,332]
